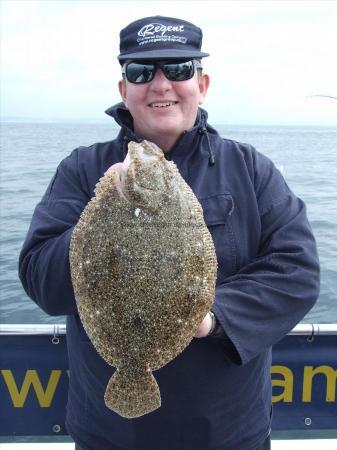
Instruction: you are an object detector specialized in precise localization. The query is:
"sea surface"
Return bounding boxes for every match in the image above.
[1,122,336,324]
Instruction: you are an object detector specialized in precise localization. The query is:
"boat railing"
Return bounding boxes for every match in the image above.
[1,323,337,335]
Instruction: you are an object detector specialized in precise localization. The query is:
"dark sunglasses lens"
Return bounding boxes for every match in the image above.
[126,63,155,83]
[163,60,194,81]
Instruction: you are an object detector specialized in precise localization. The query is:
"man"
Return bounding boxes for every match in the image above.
[19,16,320,450]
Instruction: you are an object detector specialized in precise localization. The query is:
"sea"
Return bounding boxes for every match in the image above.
[1,121,336,325]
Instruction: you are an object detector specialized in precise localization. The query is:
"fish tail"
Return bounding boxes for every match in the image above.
[104,367,161,418]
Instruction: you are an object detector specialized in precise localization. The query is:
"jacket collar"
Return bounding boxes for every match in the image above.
[105,102,208,141]
[105,102,216,165]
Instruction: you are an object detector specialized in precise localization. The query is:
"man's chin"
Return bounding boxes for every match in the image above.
[153,123,184,137]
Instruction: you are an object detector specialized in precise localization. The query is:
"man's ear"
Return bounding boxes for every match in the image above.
[198,73,210,105]
[118,79,127,107]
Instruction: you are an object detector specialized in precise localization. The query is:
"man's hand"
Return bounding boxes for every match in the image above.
[194,312,213,338]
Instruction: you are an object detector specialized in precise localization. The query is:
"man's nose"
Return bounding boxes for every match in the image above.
[149,68,172,91]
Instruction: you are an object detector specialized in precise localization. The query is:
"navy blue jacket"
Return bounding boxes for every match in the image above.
[19,104,320,450]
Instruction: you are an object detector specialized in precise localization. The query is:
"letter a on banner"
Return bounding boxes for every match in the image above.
[271,365,294,403]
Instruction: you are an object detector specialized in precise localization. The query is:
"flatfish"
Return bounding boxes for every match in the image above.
[69,140,217,418]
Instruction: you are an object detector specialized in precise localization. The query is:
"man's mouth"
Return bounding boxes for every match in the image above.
[148,101,178,108]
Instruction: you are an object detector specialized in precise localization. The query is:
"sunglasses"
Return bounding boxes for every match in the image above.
[121,59,203,84]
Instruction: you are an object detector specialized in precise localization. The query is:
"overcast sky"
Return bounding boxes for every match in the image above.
[1,0,337,125]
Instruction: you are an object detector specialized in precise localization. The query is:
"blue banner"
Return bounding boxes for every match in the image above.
[0,332,336,436]
[0,333,69,436]
[271,334,337,431]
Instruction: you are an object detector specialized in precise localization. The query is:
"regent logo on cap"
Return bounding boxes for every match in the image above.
[137,22,187,47]
[118,16,209,63]
[138,23,185,38]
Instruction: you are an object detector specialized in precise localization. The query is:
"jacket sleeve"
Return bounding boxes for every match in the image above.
[212,150,320,365]
[19,149,90,316]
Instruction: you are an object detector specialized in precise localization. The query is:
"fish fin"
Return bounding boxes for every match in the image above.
[104,367,161,418]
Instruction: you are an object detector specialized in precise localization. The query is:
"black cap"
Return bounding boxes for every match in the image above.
[118,16,209,63]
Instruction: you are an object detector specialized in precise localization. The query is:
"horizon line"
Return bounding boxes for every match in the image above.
[2,117,337,128]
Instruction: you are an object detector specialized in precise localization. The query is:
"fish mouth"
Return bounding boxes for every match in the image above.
[148,101,179,108]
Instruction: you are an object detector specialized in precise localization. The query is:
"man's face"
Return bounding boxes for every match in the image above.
[118,60,210,151]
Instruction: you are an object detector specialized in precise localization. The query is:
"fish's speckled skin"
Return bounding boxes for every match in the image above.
[69,140,217,418]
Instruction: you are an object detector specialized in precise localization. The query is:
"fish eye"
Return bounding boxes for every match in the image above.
[140,148,157,160]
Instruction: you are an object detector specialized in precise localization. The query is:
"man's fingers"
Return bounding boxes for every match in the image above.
[194,312,212,338]
[105,162,125,186]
